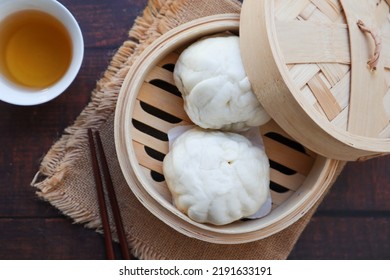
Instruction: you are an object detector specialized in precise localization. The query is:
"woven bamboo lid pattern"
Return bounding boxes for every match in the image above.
[240,0,390,161]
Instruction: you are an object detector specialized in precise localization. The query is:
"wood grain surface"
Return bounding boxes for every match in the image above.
[0,0,388,260]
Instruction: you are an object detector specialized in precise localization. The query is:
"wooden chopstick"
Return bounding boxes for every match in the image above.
[88,128,132,260]
[93,129,132,260]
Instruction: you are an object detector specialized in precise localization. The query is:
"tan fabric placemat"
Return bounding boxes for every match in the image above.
[32,0,344,259]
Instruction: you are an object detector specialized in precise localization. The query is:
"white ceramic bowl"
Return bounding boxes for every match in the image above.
[0,0,84,106]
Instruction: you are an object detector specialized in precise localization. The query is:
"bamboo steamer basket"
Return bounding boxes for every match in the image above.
[114,14,342,244]
[240,0,390,161]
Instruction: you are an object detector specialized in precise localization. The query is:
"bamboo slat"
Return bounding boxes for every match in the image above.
[145,66,175,84]
[275,0,310,20]
[137,83,190,122]
[307,74,342,120]
[277,21,350,64]
[309,0,342,21]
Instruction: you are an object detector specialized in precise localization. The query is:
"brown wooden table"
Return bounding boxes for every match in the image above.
[0,0,389,260]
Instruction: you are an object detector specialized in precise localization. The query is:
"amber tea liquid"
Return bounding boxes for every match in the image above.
[0,10,72,89]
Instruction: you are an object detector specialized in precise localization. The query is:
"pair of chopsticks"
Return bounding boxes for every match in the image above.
[88,128,133,260]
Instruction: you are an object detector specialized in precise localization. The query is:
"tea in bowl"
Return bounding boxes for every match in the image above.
[0,0,84,105]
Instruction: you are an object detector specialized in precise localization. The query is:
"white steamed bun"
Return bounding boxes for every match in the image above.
[162,127,270,225]
[173,34,270,132]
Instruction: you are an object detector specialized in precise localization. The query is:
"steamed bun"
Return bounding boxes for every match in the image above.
[173,34,270,132]
[162,127,270,225]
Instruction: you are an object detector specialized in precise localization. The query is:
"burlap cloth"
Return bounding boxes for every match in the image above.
[32,0,345,259]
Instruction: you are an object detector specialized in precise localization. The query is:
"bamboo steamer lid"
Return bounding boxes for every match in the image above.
[240,0,390,161]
